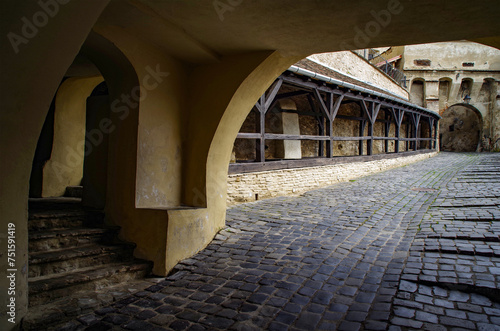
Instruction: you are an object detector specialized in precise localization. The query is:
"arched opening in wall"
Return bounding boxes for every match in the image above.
[82,81,110,209]
[438,78,452,113]
[24,32,154,326]
[28,56,104,200]
[410,79,425,107]
[478,78,497,149]
[478,78,495,104]
[439,104,482,152]
[457,78,473,102]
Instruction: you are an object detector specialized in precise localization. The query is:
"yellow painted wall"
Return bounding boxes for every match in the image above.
[81,30,171,275]
[0,2,110,330]
[42,76,104,197]
[2,2,500,330]
[164,51,305,271]
[88,24,305,274]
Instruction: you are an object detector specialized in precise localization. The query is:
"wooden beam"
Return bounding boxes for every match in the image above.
[384,111,391,153]
[331,94,345,122]
[275,90,310,100]
[333,136,371,141]
[264,78,283,111]
[237,132,261,139]
[313,88,331,120]
[265,133,330,141]
[360,100,372,123]
[281,74,440,121]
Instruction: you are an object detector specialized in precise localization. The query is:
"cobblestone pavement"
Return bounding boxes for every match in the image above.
[56,153,500,330]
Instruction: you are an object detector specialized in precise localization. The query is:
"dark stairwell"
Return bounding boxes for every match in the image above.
[24,188,153,330]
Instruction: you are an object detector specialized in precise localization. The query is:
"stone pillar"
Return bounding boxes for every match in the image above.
[438,80,451,113]
[0,3,110,330]
[279,99,301,159]
[492,82,500,150]
[410,80,425,106]
[470,79,483,104]
[42,76,103,197]
[448,79,463,106]
[425,80,440,112]
[82,95,110,209]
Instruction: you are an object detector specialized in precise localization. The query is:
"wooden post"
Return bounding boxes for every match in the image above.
[384,111,391,153]
[254,79,283,162]
[255,98,266,162]
[392,107,404,154]
[433,119,438,149]
[428,117,435,150]
[359,120,366,155]
[318,116,324,157]
[413,113,421,151]
[327,115,333,158]
[405,115,410,151]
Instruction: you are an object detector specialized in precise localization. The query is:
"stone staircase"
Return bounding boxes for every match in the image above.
[24,192,153,329]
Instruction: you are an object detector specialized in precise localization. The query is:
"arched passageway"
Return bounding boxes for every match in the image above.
[2,2,500,329]
[439,104,482,152]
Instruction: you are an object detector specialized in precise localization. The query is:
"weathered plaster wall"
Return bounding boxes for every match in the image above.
[81,30,171,276]
[0,3,110,330]
[90,23,186,209]
[404,41,500,151]
[42,76,104,197]
[308,52,409,100]
[227,152,437,205]
[403,41,500,71]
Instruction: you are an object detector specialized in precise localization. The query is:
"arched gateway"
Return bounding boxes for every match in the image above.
[439,104,483,152]
[1,1,500,329]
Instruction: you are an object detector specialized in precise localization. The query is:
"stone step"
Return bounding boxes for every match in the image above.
[28,226,119,251]
[22,277,162,331]
[28,261,153,307]
[28,209,104,232]
[29,197,83,211]
[28,243,136,278]
[65,185,83,198]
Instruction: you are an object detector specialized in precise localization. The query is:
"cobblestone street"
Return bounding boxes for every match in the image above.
[58,153,500,330]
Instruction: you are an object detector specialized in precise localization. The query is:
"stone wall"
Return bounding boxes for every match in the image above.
[400,41,500,151]
[308,52,409,100]
[227,151,438,205]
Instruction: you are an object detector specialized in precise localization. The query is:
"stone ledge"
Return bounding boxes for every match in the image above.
[227,151,438,205]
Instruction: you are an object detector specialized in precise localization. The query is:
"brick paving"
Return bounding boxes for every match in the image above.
[54,153,500,330]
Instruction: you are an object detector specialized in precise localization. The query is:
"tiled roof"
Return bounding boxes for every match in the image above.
[293,58,406,101]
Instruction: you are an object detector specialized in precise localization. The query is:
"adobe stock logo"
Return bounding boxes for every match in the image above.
[213,0,243,21]
[340,0,404,51]
[7,0,71,54]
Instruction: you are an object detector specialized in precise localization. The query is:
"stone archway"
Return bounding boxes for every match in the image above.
[439,104,482,152]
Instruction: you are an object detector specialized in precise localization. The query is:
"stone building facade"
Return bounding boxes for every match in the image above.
[2,2,499,329]
[376,42,500,151]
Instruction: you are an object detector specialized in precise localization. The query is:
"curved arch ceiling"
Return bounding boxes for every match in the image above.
[95,0,500,64]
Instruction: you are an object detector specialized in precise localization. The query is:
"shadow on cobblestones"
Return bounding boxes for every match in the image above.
[55,153,500,331]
